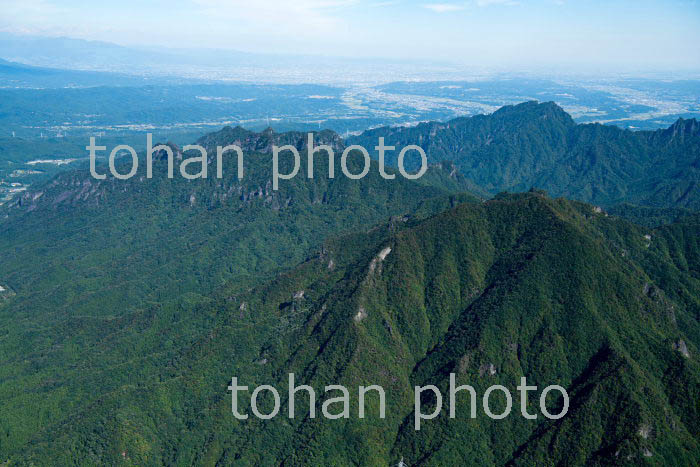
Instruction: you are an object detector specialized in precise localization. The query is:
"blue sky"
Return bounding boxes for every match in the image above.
[1,0,699,70]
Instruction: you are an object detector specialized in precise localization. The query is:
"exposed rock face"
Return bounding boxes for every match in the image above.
[657,117,700,144]
[369,246,392,274]
[354,306,368,322]
[0,284,14,299]
[152,142,183,161]
[195,126,345,156]
[1,128,345,217]
[638,423,652,439]
[377,246,392,261]
[673,339,690,358]
[7,174,108,212]
[479,363,497,376]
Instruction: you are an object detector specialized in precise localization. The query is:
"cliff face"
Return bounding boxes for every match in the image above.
[195,126,346,155]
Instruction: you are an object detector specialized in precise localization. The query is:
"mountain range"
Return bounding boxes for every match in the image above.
[349,101,700,210]
[0,57,172,88]
[0,102,698,465]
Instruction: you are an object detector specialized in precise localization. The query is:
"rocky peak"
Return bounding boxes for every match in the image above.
[492,100,576,127]
[660,118,700,144]
[195,126,345,155]
[152,142,183,161]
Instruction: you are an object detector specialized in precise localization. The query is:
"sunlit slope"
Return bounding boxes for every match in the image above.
[12,192,698,465]
[350,102,700,210]
[0,128,478,460]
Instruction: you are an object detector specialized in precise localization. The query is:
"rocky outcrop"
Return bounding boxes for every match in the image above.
[195,126,345,156]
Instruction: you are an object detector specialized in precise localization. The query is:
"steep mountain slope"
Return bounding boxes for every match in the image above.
[348,101,700,210]
[1,108,698,464]
[11,192,699,465]
[0,127,478,458]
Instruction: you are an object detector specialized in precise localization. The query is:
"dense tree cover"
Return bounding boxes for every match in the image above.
[3,191,697,465]
[0,128,477,461]
[0,133,201,190]
[349,101,700,210]
[0,115,697,464]
[606,203,698,228]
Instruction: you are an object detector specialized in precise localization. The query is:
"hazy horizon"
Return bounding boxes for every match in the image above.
[1,0,699,75]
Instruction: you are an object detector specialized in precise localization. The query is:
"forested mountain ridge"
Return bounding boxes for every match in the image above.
[0,127,478,460]
[9,191,699,465]
[194,125,346,155]
[349,101,700,209]
[0,107,698,464]
[218,192,700,465]
[3,129,332,214]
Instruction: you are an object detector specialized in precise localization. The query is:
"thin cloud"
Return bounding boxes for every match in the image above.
[475,0,519,5]
[370,1,401,6]
[422,3,466,12]
[191,0,357,37]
